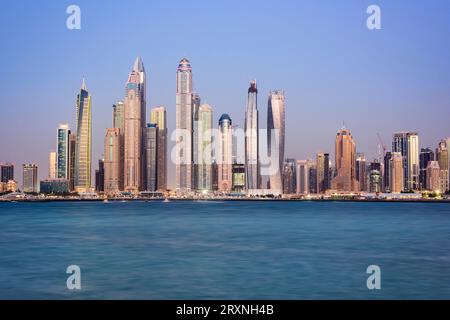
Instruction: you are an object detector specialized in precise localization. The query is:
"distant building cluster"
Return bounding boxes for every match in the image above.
[1,58,449,198]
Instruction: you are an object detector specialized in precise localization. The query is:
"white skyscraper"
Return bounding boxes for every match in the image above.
[196,104,213,192]
[245,80,260,191]
[218,114,233,193]
[176,58,194,193]
[267,90,285,194]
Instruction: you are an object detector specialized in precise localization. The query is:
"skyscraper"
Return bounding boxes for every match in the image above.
[22,164,38,193]
[355,153,367,192]
[218,113,233,193]
[283,158,297,194]
[192,94,201,190]
[113,101,125,191]
[57,123,70,179]
[0,163,14,183]
[331,127,358,192]
[104,128,121,195]
[245,80,260,191]
[383,151,392,192]
[419,148,434,190]
[95,159,104,192]
[124,57,146,193]
[267,90,285,194]
[150,106,167,191]
[390,152,404,193]
[426,161,441,193]
[392,132,419,191]
[436,140,449,192]
[48,151,57,179]
[144,123,158,192]
[68,133,76,191]
[308,159,317,194]
[296,160,309,195]
[196,104,213,192]
[176,58,194,193]
[369,161,382,193]
[74,79,92,193]
[316,153,330,194]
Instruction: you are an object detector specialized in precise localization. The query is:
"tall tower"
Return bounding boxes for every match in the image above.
[218,113,233,193]
[57,123,70,179]
[331,127,358,192]
[245,80,260,191]
[355,153,367,192]
[124,57,146,193]
[22,164,39,193]
[113,101,125,190]
[267,90,285,194]
[48,151,57,179]
[151,106,167,191]
[393,132,419,191]
[144,123,158,192]
[436,139,449,192]
[104,128,121,195]
[296,160,309,195]
[196,104,213,192]
[74,78,92,193]
[176,58,194,193]
[390,152,404,193]
[316,153,330,193]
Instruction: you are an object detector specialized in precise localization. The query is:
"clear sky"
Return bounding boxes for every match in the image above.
[1,0,449,188]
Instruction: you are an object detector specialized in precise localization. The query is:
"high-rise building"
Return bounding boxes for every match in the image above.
[113,101,125,130]
[192,94,201,190]
[232,163,245,192]
[104,128,121,195]
[369,161,382,193]
[150,106,167,191]
[356,153,367,192]
[436,140,449,192]
[308,159,317,194]
[331,127,358,192]
[283,158,297,194]
[95,159,104,192]
[22,164,38,193]
[144,123,158,192]
[245,80,260,191]
[196,104,213,192]
[426,161,441,193]
[296,160,309,195]
[57,123,70,179]
[316,153,330,194]
[211,161,219,191]
[124,58,146,193]
[74,79,92,193]
[218,113,233,193]
[113,101,125,190]
[68,133,76,191]
[392,132,419,191]
[267,90,285,194]
[48,151,57,179]
[175,58,194,193]
[419,148,434,190]
[383,152,392,192]
[390,152,404,193]
[0,163,14,183]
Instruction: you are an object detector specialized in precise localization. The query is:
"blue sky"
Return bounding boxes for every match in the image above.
[1,0,449,187]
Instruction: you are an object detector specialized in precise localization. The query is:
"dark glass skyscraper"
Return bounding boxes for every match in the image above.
[419,148,434,190]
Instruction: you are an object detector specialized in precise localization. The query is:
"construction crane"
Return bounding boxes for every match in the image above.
[376,133,387,162]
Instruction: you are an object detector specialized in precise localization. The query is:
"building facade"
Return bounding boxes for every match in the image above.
[296,160,309,195]
[22,164,38,193]
[218,113,233,193]
[144,123,158,192]
[151,106,167,191]
[390,152,404,193]
[104,128,121,195]
[245,80,260,191]
[331,128,358,192]
[57,123,70,179]
[392,132,419,191]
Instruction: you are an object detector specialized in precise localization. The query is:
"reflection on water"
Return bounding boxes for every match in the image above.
[0,201,450,299]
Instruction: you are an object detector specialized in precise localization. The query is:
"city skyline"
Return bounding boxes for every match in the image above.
[1,1,450,187]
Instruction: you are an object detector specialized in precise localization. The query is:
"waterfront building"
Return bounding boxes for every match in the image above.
[212,161,219,191]
[356,153,367,192]
[176,58,194,193]
[124,58,146,193]
[369,161,382,193]
[383,152,392,192]
[419,148,434,190]
[22,164,38,193]
[95,159,104,192]
[218,113,233,193]
[144,123,158,192]
[194,104,213,192]
[74,79,92,193]
[104,128,121,195]
[392,132,420,191]
[40,179,70,195]
[6,180,17,192]
[192,94,202,190]
[57,123,70,179]
[0,163,14,183]
[316,153,330,194]
[245,80,260,191]
[48,151,57,179]
[436,140,449,192]
[150,106,167,191]
[68,133,76,191]
[308,159,317,194]
[283,158,297,194]
[296,160,309,195]
[426,161,441,193]
[267,90,285,194]
[113,101,125,190]
[390,152,404,193]
[331,127,358,192]
[232,163,245,192]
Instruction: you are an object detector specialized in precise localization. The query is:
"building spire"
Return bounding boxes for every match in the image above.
[133,56,144,72]
[81,77,87,91]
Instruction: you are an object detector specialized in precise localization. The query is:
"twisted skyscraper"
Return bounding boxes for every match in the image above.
[267,90,285,193]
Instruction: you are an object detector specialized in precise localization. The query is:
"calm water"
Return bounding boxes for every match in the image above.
[0,201,450,299]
